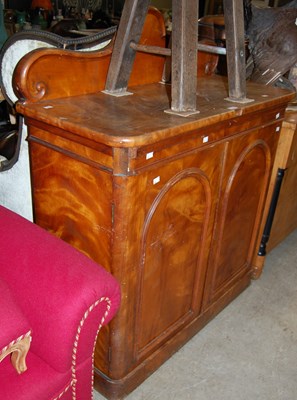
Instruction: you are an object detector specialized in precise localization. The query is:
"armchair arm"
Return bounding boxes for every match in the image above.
[0,205,121,373]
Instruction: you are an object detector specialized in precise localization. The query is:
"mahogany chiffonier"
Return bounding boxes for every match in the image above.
[15,74,294,398]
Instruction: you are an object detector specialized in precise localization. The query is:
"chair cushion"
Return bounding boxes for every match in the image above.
[0,278,32,372]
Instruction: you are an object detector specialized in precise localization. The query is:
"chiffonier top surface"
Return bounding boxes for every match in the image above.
[17,76,294,148]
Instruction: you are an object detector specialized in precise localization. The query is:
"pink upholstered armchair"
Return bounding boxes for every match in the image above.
[0,205,121,399]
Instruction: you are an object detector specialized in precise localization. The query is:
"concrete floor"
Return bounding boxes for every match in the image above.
[94,229,297,400]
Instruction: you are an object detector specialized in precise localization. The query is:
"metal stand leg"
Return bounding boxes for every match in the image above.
[103,0,250,112]
[165,0,199,116]
[104,0,151,96]
[223,0,253,103]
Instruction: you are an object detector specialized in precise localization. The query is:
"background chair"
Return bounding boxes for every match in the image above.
[0,204,121,400]
[0,27,115,220]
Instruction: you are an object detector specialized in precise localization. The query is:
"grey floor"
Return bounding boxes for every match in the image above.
[94,229,297,400]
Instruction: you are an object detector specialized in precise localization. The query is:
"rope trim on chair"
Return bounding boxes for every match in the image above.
[70,296,112,400]
[0,330,32,358]
[53,382,73,400]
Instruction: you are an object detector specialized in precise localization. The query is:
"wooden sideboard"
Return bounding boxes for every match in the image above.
[16,76,293,398]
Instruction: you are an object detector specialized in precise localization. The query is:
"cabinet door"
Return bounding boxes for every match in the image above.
[203,124,279,306]
[129,143,224,362]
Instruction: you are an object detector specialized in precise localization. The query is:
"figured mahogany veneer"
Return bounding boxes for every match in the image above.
[15,73,294,398]
[12,6,221,107]
[13,6,167,104]
[13,8,295,395]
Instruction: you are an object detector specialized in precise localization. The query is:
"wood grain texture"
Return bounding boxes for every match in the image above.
[13,7,166,104]
[203,125,279,306]
[16,72,294,397]
[17,76,292,149]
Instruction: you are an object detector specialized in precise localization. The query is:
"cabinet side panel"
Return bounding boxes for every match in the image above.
[29,139,113,374]
[30,141,113,267]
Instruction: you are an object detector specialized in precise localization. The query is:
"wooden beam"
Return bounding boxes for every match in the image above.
[224,0,252,103]
[104,0,151,95]
[168,0,199,115]
[104,0,248,110]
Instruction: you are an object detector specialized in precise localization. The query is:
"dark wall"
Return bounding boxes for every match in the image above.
[101,0,125,16]
[5,0,32,10]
